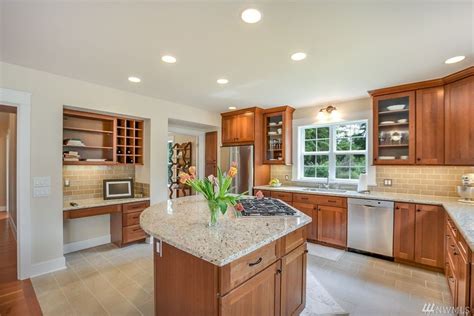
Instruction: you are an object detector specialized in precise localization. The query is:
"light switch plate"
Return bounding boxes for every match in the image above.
[33,187,51,197]
[383,179,393,187]
[33,176,51,187]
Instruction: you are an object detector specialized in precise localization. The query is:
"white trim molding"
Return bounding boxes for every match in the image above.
[30,256,66,278]
[0,88,32,280]
[0,206,5,212]
[63,234,111,254]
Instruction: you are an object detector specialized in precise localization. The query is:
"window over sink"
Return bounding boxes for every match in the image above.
[297,120,368,183]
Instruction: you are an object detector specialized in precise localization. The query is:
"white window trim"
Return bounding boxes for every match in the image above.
[296,119,369,184]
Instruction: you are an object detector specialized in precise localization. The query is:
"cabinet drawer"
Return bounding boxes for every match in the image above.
[270,191,293,203]
[65,204,121,219]
[445,261,457,305]
[123,224,147,243]
[447,217,458,239]
[123,211,142,227]
[123,200,150,214]
[219,241,278,295]
[280,227,306,256]
[316,195,347,208]
[293,193,319,204]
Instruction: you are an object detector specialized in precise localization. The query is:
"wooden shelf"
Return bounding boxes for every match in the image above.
[379,123,409,127]
[378,109,409,115]
[378,144,409,148]
[63,126,114,134]
[63,160,116,165]
[63,145,113,150]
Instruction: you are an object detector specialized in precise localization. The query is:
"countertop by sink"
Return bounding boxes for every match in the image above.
[139,195,311,267]
[63,197,150,211]
[255,185,474,252]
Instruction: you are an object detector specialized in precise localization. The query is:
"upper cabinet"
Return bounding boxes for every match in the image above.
[221,109,256,145]
[373,92,415,164]
[445,75,474,165]
[369,66,474,166]
[263,106,295,165]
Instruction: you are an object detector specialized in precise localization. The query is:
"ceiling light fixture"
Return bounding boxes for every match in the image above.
[291,52,307,61]
[445,55,465,64]
[317,105,339,121]
[161,55,177,63]
[217,78,229,84]
[128,76,141,83]
[241,8,262,23]
[228,106,237,110]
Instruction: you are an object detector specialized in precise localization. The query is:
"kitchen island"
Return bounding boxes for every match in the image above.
[140,195,312,316]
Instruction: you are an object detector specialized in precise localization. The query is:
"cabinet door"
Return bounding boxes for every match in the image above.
[317,205,347,247]
[205,163,217,178]
[416,87,445,164]
[237,112,255,143]
[456,251,469,309]
[373,91,415,165]
[393,203,416,261]
[281,244,307,316]
[220,261,281,316]
[445,76,474,165]
[205,131,218,164]
[414,205,444,268]
[222,116,238,144]
[293,202,317,240]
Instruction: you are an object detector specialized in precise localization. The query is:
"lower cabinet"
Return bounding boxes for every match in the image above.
[293,202,317,240]
[317,205,347,247]
[280,244,307,316]
[220,261,281,316]
[111,200,150,247]
[393,203,444,269]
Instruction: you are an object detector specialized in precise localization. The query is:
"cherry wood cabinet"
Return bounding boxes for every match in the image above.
[414,204,445,269]
[445,75,474,165]
[293,202,317,241]
[205,131,218,177]
[393,203,416,261]
[262,106,295,165]
[221,109,256,145]
[280,244,307,316]
[111,200,150,247]
[317,205,347,248]
[416,86,445,165]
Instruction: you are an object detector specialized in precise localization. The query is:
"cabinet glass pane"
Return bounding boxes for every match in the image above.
[266,114,283,161]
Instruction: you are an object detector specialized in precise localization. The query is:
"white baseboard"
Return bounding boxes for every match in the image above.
[30,256,66,278]
[63,234,111,254]
[0,206,5,211]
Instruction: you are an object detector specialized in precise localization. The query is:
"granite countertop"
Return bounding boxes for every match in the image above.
[63,197,150,211]
[255,185,474,251]
[139,195,312,267]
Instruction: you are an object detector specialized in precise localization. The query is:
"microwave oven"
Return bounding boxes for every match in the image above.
[103,179,134,200]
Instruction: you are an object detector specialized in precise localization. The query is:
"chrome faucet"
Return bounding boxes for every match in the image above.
[321,177,330,189]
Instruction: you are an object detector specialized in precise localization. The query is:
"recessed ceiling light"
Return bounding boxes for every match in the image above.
[217,78,229,84]
[161,55,177,63]
[228,106,237,110]
[445,55,465,64]
[241,8,262,23]
[291,52,307,61]
[128,76,141,83]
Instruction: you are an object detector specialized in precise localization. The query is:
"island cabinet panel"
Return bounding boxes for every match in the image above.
[219,241,279,295]
[220,261,281,316]
[280,228,307,256]
[280,243,307,316]
[414,205,445,269]
[154,242,219,316]
[445,75,474,165]
[293,202,317,241]
[317,205,347,248]
[415,86,445,165]
[393,203,416,261]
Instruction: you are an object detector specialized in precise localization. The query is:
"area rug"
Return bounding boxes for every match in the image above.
[307,243,345,262]
[302,270,348,316]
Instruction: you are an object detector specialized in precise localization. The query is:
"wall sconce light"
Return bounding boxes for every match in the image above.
[317,105,339,121]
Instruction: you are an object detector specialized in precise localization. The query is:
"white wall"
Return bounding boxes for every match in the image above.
[0,62,220,270]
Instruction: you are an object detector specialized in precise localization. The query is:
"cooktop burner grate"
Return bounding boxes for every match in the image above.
[237,198,297,216]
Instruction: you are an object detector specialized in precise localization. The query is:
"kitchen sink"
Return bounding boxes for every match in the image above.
[301,188,347,193]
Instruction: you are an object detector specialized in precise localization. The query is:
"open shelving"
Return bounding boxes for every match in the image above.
[116,118,144,165]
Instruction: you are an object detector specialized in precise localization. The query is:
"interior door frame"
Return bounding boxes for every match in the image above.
[0,88,32,280]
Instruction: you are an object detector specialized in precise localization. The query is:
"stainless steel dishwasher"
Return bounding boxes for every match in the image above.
[347,198,394,258]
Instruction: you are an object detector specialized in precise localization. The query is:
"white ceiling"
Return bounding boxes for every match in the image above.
[1,1,473,113]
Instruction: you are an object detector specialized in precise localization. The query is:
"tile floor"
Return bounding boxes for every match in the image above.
[31,242,452,316]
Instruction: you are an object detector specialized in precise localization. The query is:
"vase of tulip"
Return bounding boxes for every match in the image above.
[179,163,244,227]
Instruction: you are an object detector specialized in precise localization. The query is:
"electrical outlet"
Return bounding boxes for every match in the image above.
[383,179,392,187]
[285,175,289,181]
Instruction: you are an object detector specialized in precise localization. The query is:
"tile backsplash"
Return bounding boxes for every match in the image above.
[63,165,148,201]
[270,165,474,197]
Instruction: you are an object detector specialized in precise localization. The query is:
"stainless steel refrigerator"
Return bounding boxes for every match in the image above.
[220,145,254,194]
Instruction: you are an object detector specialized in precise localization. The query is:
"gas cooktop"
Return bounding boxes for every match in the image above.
[237,198,297,216]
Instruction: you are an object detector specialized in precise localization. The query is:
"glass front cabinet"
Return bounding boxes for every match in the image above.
[373,91,415,165]
[263,106,295,165]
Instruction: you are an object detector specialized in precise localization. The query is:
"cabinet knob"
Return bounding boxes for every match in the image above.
[374,158,378,161]
[395,206,399,210]
[416,209,421,212]
[417,158,421,161]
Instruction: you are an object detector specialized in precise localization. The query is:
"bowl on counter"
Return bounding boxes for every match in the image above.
[457,186,474,200]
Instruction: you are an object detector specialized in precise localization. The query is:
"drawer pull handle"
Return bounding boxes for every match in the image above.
[248,257,263,267]
[133,228,142,232]
[328,200,337,203]
[301,197,308,200]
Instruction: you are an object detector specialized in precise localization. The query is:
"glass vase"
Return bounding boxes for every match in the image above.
[208,202,220,227]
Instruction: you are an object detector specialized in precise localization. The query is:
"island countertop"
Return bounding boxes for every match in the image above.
[140,195,312,267]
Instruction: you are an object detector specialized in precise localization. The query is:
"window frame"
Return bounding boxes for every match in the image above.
[297,119,369,184]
